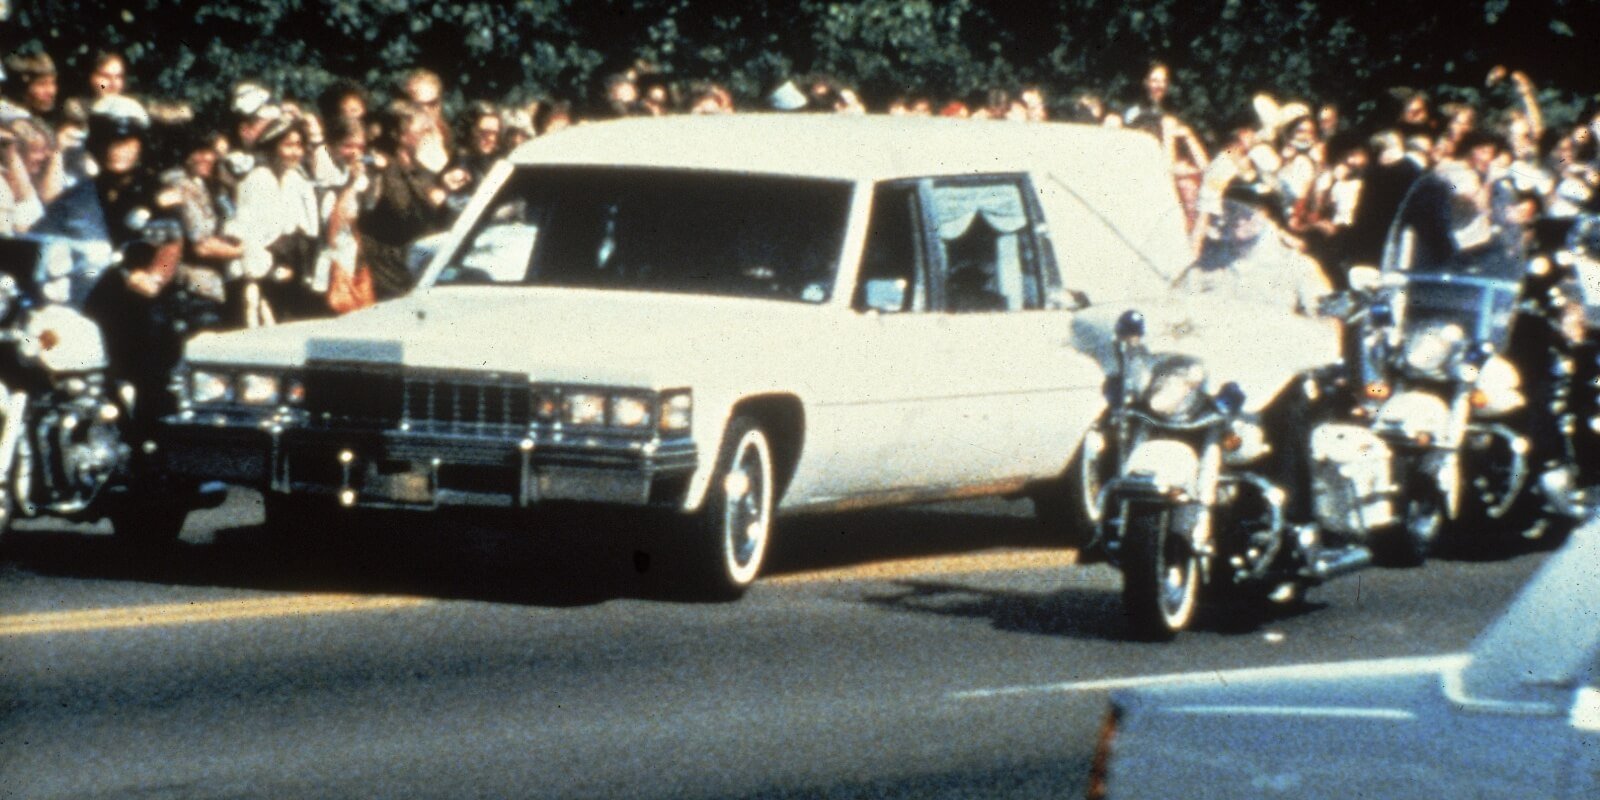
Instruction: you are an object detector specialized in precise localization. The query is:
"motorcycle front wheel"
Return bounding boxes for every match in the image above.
[1121,504,1200,640]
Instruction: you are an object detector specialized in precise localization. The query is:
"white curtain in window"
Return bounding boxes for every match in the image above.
[930,184,1028,241]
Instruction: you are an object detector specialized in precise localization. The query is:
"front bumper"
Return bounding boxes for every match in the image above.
[158,414,697,510]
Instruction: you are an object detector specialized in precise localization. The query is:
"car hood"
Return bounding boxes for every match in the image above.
[1116,655,1463,714]
[1107,653,1576,799]
[1111,669,1447,799]
[183,287,827,388]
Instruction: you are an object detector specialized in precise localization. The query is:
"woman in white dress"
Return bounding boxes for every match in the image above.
[228,116,320,326]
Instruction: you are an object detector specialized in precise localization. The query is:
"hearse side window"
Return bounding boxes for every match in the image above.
[853,182,926,313]
[434,166,852,304]
[924,177,1047,313]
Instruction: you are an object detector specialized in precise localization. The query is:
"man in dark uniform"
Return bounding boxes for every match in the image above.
[82,228,187,440]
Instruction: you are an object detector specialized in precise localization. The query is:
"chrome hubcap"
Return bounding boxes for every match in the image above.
[1159,531,1193,619]
[725,444,767,569]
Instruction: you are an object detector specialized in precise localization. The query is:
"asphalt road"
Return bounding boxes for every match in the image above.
[0,492,1552,799]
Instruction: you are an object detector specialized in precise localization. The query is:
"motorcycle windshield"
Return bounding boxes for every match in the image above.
[1381,172,1525,349]
[1392,274,1518,348]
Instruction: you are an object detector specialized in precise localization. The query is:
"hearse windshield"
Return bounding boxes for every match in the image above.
[433,166,853,303]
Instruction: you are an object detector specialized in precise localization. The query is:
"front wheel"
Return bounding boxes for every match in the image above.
[1120,504,1200,640]
[1375,493,1442,567]
[1031,430,1108,551]
[671,416,776,600]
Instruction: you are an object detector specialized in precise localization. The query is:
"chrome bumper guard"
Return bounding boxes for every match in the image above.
[157,415,697,510]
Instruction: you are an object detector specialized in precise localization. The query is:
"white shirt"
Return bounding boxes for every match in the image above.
[230,165,319,279]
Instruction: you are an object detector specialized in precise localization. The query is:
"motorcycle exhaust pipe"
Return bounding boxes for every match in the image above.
[1303,545,1373,582]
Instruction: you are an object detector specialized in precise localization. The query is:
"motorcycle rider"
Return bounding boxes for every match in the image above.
[29,95,153,301]
[1174,180,1331,315]
[81,222,186,445]
[1507,191,1591,520]
[1173,179,1335,530]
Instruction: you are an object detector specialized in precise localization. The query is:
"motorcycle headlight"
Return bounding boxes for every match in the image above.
[565,392,607,426]
[237,372,281,406]
[1143,358,1208,419]
[1400,323,1465,379]
[190,369,231,404]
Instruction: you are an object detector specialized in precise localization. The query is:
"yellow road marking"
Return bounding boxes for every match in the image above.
[771,549,1078,585]
[0,594,430,637]
[0,552,1074,635]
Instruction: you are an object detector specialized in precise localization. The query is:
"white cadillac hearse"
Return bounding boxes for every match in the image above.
[158,115,1210,596]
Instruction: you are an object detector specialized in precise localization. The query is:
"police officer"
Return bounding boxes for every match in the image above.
[32,95,155,264]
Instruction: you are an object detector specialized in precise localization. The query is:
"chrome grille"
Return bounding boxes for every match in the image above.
[304,364,531,435]
[401,374,532,434]
[303,365,403,428]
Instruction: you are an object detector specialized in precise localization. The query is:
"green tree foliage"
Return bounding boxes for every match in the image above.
[3,0,1596,133]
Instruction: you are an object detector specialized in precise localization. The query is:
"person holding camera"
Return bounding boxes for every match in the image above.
[358,101,456,301]
[0,120,48,235]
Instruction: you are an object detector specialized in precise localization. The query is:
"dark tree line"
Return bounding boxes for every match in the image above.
[4,0,1597,135]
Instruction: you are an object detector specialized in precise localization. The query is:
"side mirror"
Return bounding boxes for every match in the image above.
[862,278,908,313]
[1347,265,1381,292]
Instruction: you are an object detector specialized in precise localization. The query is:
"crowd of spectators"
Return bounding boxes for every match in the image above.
[0,47,1597,337]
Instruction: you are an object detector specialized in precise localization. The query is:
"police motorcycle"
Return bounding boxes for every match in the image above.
[0,224,198,546]
[1085,188,1370,640]
[1526,213,1600,519]
[1564,216,1600,477]
[1310,169,1538,561]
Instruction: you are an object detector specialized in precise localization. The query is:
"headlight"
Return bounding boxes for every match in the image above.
[660,391,692,433]
[1401,322,1465,378]
[190,369,231,404]
[237,373,281,406]
[565,392,607,426]
[532,389,560,423]
[610,394,652,428]
[1143,358,1208,419]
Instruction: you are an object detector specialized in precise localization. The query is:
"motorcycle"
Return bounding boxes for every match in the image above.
[1093,309,1372,639]
[1309,170,1538,562]
[0,233,194,546]
[1545,214,1600,506]
[1084,190,1370,639]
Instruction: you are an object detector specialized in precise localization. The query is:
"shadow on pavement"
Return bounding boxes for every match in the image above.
[765,499,1059,576]
[861,576,1330,643]
[0,495,1070,609]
